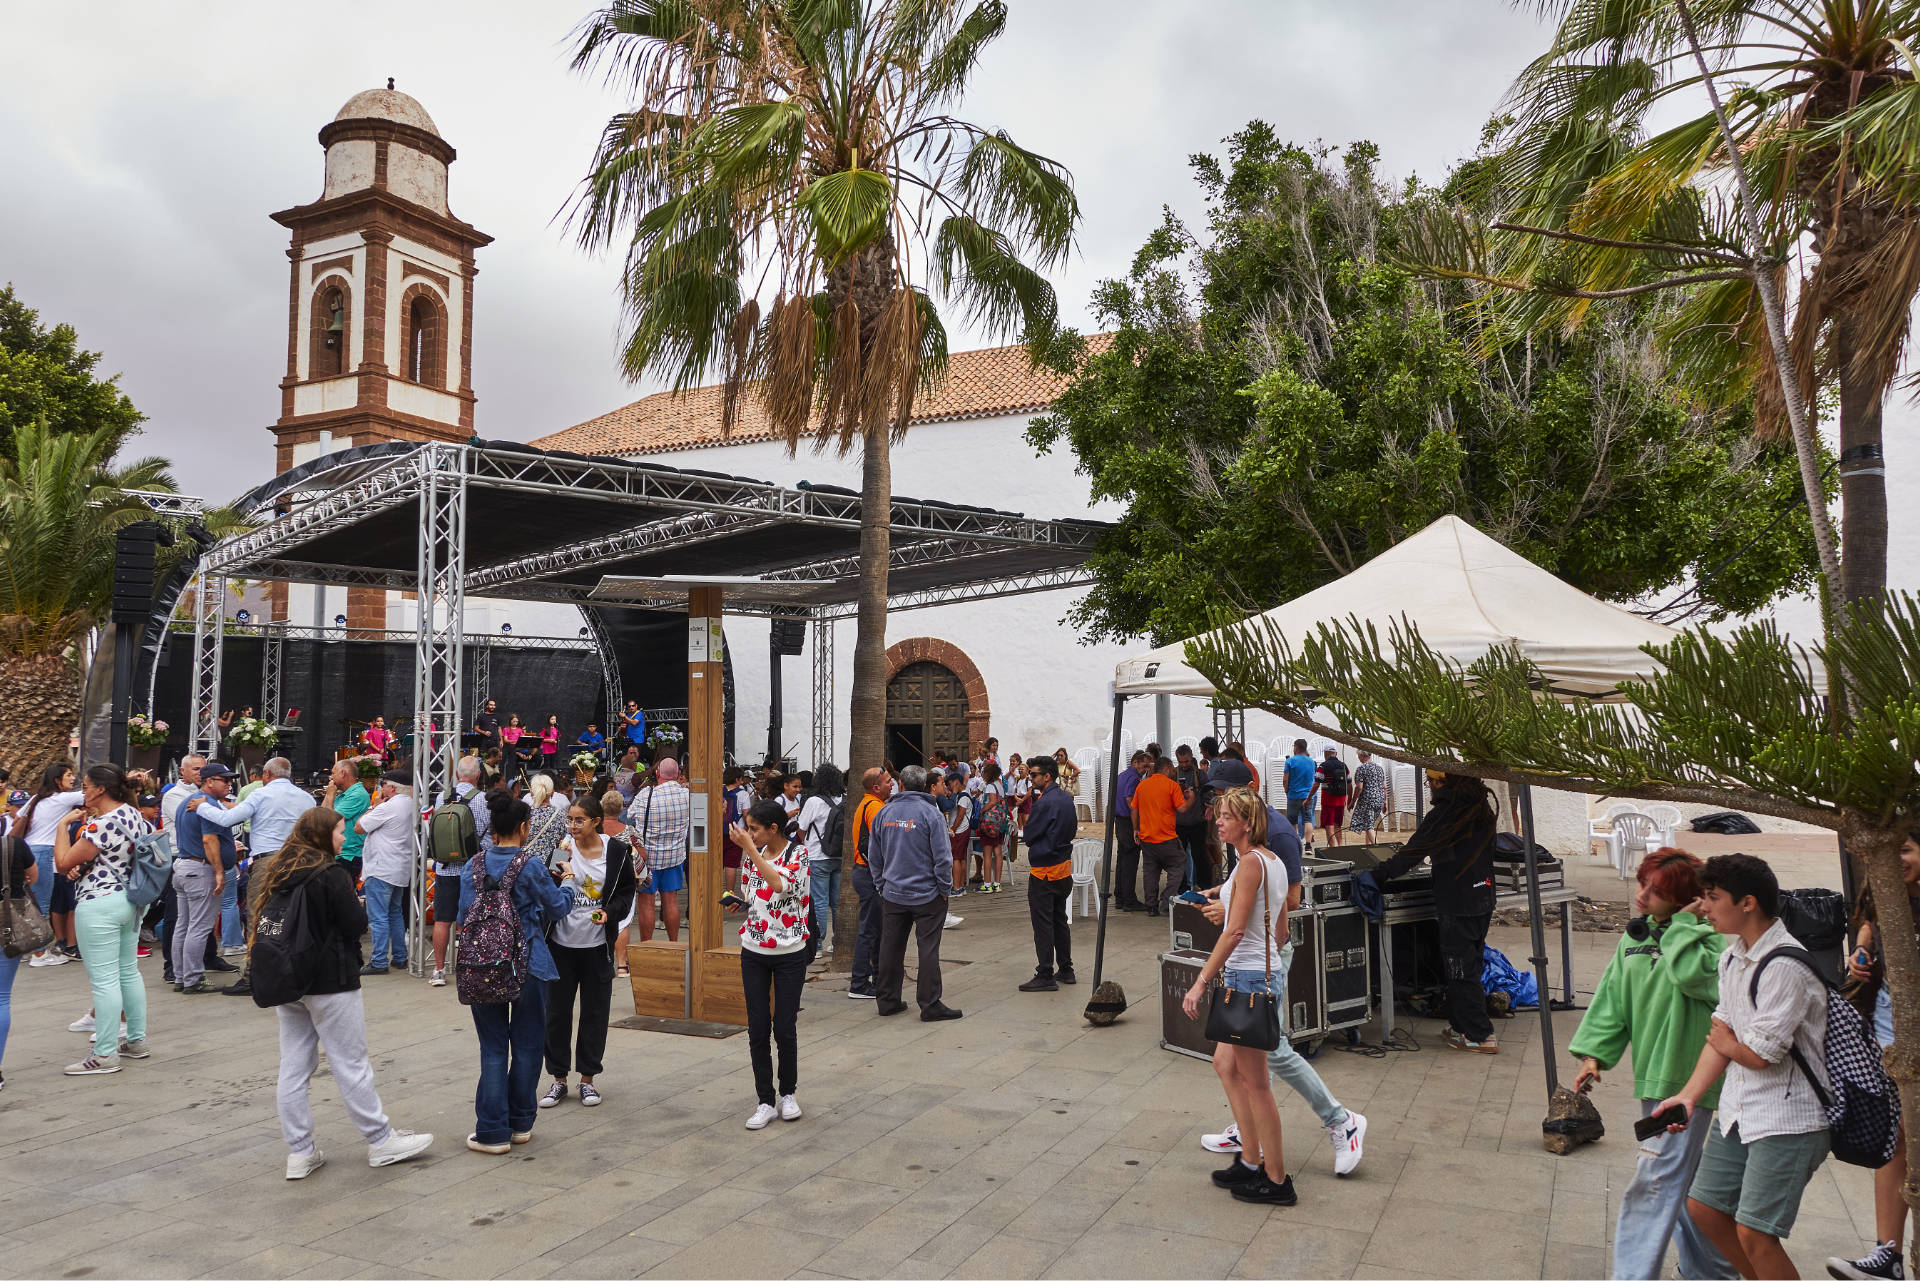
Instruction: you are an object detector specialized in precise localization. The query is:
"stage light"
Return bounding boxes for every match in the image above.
[501,623,513,635]
[334,614,347,627]
[578,627,589,638]
[236,609,251,624]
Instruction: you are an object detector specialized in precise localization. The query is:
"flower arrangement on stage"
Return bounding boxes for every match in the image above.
[127,714,169,748]
[349,753,383,783]
[569,749,602,779]
[227,715,278,748]
[646,723,685,754]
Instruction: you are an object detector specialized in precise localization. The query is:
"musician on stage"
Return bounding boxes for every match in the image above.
[579,723,606,754]
[619,700,645,751]
[472,698,500,754]
[361,715,396,764]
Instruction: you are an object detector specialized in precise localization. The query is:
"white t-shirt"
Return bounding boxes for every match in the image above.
[21,790,84,846]
[948,793,972,837]
[550,837,633,949]
[797,795,839,861]
[779,793,802,818]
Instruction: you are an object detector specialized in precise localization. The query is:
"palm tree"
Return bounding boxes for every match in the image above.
[0,420,174,779]
[1425,0,1920,607]
[566,0,1079,955]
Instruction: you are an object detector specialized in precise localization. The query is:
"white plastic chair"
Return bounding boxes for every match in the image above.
[1590,801,1643,846]
[1644,805,1683,850]
[1069,838,1101,920]
[1609,812,1658,879]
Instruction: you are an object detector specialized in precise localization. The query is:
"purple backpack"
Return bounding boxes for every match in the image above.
[455,847,536,1006]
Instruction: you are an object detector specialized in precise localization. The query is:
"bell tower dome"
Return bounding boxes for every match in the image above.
[268,82,492,625]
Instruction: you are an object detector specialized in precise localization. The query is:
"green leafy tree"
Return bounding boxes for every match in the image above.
[565,0,1077,961]
[0,284,145,461]
[1410,0,1920,608]
[0,421,174,780]
[1030,125,1819,646]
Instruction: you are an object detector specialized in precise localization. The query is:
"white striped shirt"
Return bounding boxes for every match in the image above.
[1712,917,1829,1141]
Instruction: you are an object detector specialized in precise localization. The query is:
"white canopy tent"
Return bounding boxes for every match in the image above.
[1114,514,1678,700]
[1091,515,1682,1099]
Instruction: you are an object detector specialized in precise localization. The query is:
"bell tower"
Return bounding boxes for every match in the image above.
[268,82,492,626]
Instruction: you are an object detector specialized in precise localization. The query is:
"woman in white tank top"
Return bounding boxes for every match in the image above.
[1179,786,1295,1205]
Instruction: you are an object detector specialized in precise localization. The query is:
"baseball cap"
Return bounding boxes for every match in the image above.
[137,791,160,808]
[6,789,25,806]
[1323,746,1339,755]
[381,768,414,787]
[199,762,236,781]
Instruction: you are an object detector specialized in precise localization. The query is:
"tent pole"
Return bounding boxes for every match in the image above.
[1088,693,1125,994]
[1518,784,1559,1095]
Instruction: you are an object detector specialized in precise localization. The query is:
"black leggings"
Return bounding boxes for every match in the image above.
[545,943,614,1079]
[739,948,807,1106]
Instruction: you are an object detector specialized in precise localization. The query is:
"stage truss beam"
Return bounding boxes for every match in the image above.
[811,618,834,767]
[187,572,225,756]
[466,510,780,594]
[408,444,467,977]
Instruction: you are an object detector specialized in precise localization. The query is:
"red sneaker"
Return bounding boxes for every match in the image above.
[136,945,152,958]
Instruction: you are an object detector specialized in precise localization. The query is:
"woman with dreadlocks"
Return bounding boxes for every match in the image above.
[1372,772,1502,1053]
[251,806,434,1179]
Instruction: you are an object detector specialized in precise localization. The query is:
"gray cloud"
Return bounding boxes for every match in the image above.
[0,1,1544,504]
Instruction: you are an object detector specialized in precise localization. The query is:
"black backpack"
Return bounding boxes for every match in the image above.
[818,797,849,862]
[1320,759,1351,796]
[250,873,327,1009]
[1750,947,1900,1168]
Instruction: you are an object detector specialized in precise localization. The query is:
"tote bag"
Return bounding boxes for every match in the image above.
[1203,851,1282,1052]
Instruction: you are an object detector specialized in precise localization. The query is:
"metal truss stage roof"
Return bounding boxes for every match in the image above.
[207,439,1103,619]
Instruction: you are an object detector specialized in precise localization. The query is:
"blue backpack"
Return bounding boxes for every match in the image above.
[126,828,176,911]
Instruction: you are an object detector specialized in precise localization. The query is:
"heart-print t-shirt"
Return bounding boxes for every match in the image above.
[739,837,810,955]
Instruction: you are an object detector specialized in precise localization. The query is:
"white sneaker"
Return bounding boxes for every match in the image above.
[220,945,247,957]
[69,1012,96,1033]
[1328,1110,1366,1176]
[117,1038,150,1060]
[30,950,70,967]
[63,1053,120,1076]
[745,1103,778,1130]
[778,1093,802,1122]
[944,913,964,928]
[286,1147,326,1180]
[1201,1122,1242,1154]
[368,1129,433,1167]
[429,969,446,987]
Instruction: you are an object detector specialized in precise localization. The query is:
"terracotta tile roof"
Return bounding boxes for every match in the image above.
[530,335,1111,457]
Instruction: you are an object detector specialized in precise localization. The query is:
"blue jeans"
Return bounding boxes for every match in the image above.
[1613,1099,1733,1279]
[28,844,53,916]
[220,870,242,947]
[471,976,546,1145]
[363,877,407,968]
[0,950,18,1070]
[1238,943,1348,1129]
[809,861,841,947]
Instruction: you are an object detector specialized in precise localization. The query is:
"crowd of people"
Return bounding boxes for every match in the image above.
[2,729,1908,1281]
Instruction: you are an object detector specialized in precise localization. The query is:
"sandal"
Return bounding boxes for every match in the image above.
[616,966,630,977]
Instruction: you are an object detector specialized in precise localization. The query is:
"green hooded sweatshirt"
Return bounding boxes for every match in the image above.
[1568,910,1726,1108]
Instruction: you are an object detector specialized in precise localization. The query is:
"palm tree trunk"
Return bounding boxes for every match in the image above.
[0,649,82,781]
[1672,0,1843,599]
[831,429,891,965]
[1843,814,1920,1276]
[1834,316,1889,606]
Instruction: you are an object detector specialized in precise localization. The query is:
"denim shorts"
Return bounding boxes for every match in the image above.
[1875,985,1895,1048]
[1222,967,1277,997]
[1688,1118,1830,1238]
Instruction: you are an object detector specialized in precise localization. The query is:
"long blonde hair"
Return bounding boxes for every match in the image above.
[528,773,555,808]
[1215,787,1268,848]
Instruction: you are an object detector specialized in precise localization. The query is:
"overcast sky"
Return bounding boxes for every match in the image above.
[0,1,1548,504]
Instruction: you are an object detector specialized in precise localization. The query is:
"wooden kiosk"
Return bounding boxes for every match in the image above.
[618,580,761,1026]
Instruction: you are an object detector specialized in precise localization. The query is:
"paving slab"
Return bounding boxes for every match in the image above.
[0,883,1882,1279]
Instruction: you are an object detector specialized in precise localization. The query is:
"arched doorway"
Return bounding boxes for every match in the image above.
[886,661,967,768]
[883,637,989,768]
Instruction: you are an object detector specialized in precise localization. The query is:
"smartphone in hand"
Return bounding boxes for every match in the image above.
[1633,1104,1689,1141]
[720,891,748,913]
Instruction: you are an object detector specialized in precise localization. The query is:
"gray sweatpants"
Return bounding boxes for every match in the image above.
[277,990,392,1155]
[170,860,219,986]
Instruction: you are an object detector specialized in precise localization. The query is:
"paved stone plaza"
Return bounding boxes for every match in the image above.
[0,853,1877,1280]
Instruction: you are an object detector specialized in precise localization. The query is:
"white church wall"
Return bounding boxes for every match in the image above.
[387,145,448,215]
[322,140,376,200]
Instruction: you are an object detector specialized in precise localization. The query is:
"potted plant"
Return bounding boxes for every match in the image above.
[227,714,279,775]
[646,722,686,762]
[569,749,601,786]
[126,714,168,773]
[350,753,383,787]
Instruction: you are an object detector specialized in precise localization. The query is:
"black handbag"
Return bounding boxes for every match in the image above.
[1204,850,1283,1052]
[0,836,53,959]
